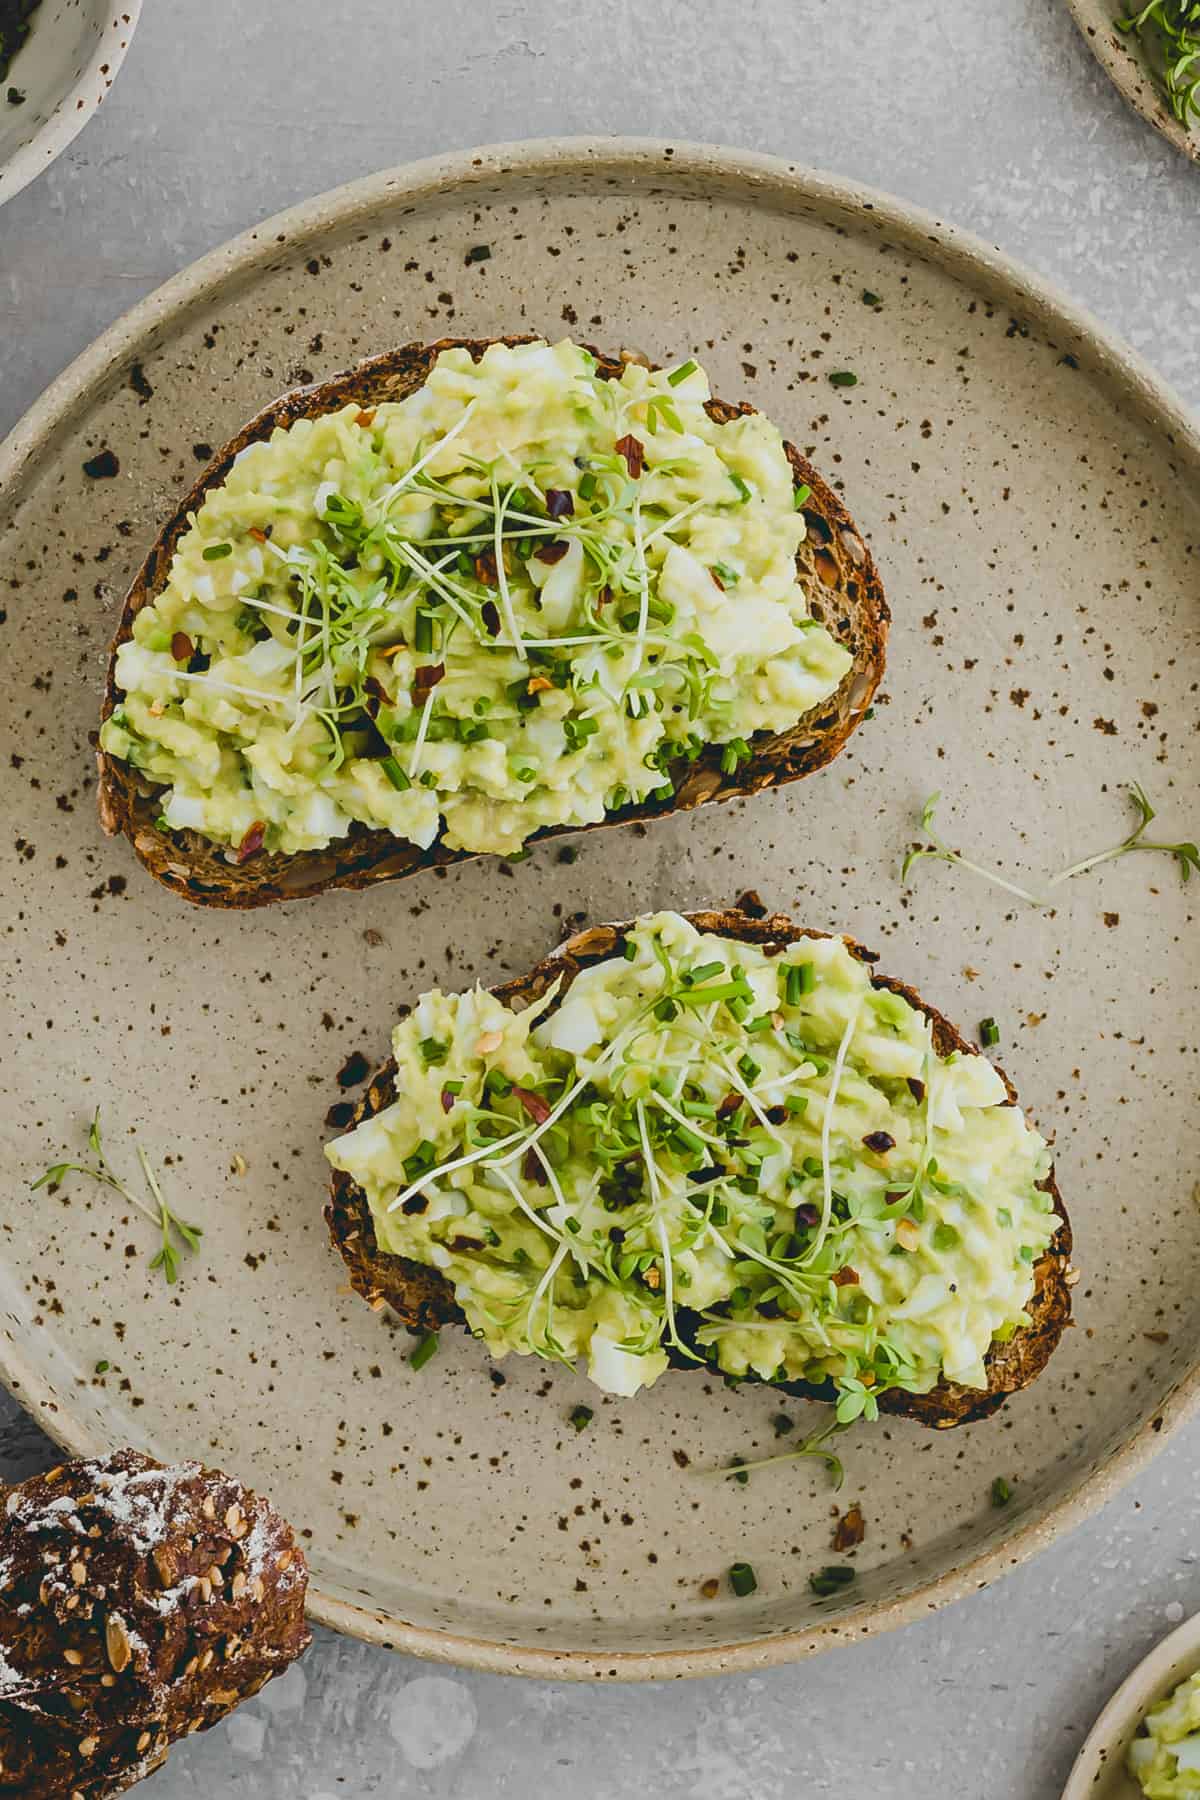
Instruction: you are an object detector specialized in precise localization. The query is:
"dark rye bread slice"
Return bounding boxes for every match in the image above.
[97,337,888,907]
[326,909,1074,1430]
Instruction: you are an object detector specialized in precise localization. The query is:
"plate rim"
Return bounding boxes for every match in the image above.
[1061,0,1200,165]
[1062,1610,1200,1798]
[0,0,145,210]
[2,134,1200,1680]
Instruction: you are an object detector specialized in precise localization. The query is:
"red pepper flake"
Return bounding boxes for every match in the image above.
[765,1105,787,1126]
[355,408,377,427]
[594,585,613,611]
[481,600,500,636]
[511,1085,552,1125]
[710,569,726,593]
[527,675,553,695]
[534,539,570,566]
[831,1503,865,1552]
[170,632,194,662]
[522,1147,549,1187]
[907,1077,926,1103]
[831,1266,860,1288]
[716,1091,742,1120]
[235,821,266,863]
[614,434,645,478]
[795,1202,820,1228]
[474,550,499,587]
[411,662,445,698]
[362,675,389,718]
[862,1130,896,1153]
[544,488,574,520]
[248,526,268,543]
[440,1088,457,1115]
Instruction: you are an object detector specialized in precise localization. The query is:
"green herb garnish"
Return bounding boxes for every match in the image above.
[716,1414,846,1488]
[409,1330,439,1371]
[1116,0,1200,124]
[201,542,233,561]
[991,1474,1012,1507]
[1049,781,1199,889]
[809,1564,856,1597]
[979,1017,1000,1048]
[729,1561,758,1597]
[33,1110,203,1286]
[901,793,1042,905]
[568,1404,593,1432]
[828,371,858,388]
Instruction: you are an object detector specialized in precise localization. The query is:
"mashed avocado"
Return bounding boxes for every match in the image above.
[326,912,1058,1402]
[100,341,852,861]
[1129,1672,1200,1798]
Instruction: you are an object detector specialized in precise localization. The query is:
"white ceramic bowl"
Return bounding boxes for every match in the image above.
[0,0,141,208]
[1064,1614,1200,1798]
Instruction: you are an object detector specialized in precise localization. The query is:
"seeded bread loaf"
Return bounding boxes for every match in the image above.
[326,908,1074,1429]
[0,1449,309,1798]
[96,337,888,906]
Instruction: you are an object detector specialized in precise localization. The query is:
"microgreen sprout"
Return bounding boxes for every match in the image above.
[901,793,1042,905]
[33,1110,202,1286]
[1116,0,1200,124]
[715,1414,846,1488]
[1048,782,1199,888]
[905,783,1197,908]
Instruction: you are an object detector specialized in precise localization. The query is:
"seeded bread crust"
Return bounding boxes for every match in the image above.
[325,909,1073,1430]
[96,338,889,906]
[0,1449,310,1798]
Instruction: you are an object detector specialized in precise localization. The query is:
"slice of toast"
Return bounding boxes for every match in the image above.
[96,339,889,906]
[326,909,1074,1429]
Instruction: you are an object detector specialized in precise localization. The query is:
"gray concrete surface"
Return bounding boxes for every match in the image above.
[1,2,1198,1795]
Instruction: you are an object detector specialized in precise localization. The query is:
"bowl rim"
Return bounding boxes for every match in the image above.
[1061,1611,1200,1798]
[1,134,1199,1679]
[0,0,144,209]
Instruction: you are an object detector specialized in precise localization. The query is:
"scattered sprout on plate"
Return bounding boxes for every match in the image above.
[33,1110,203,1286]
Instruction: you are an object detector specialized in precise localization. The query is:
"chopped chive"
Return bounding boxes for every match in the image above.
[991,1475,1012,1506]
[414,612,434,654]
[711,561,740,587]
[418,1037,448,1066]
[94,1360,110,1375]
[829,371,858,388]
[380,756,411,791]
[667,358,699,386]
[785,962,815,1006]
[862,290,882,306]
[809,1565,856,1597]
[728,1458,749,1486]
[687,961,725,985]
[720,738,751,776]
[578,471,597,501]
[409,1331,439,1371]
[793,482,812,510]
[729,1561,757,1596]
[979,1017,1000,1048]
[202,542,233,561]
[569,1404,594,1432]
[623,940,638,962]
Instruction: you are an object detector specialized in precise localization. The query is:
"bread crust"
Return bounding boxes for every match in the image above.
[96,338,889,906]
[325,909,1073,1430]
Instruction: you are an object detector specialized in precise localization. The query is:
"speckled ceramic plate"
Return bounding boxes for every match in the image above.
[1,139,1198,1680]
[0,0,142,209]
[1064,0,1200,163]
[1063,1613,1200,1797]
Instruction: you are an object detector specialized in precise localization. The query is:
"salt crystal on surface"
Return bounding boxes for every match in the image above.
[388,1674,478,1770]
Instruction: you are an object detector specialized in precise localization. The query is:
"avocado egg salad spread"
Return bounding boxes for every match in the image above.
[326,913,1059,1405]
[99,340,852,862]
[1129,1673,1200,1799]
